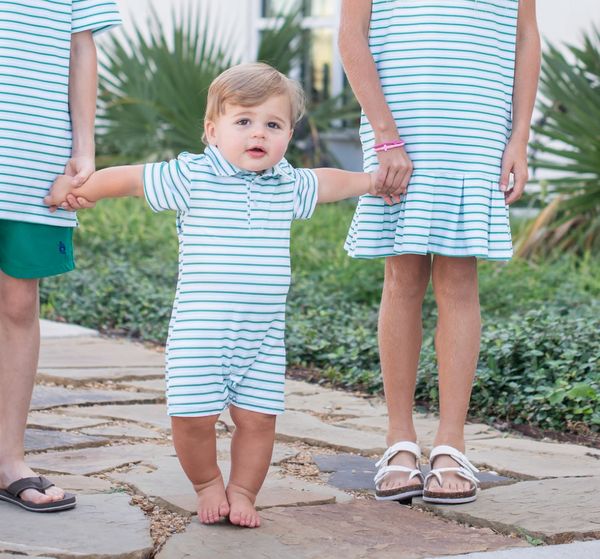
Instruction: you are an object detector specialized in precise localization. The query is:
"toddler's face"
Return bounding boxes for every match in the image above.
[205,95,294,173]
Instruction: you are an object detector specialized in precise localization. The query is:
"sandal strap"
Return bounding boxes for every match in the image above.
[425,466,479,491]
[429,445,479,475]
[374,465,424,487]
[375,441,421,469]
[6,476,54,498]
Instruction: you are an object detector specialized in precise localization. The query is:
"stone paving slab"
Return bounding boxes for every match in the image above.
[334,415,503,446]
[25,428,108,452]
[1,554,56,559]
[427,540,600,559]
[466,437,600,479]
[26,442,176,476]
[220,409,387,454]
[157,500,527,559]
[312,454,514,493]
[284,379,327,396]
[37,367,166,386]
[31,385,162,411]
[109,456,352,518]
[45,474,114,494]
[0,493,153,559]
[59,403,172,431]
[215,438,298,464]
[40,318,100,339]
[285,391,387,417]
[117,378,167,393]
[415,476,600,544]
[39,337,165,369]
[81,424,163,440]
[27,412,109,431]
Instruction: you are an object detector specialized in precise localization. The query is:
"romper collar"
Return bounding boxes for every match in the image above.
[204,145,293,180]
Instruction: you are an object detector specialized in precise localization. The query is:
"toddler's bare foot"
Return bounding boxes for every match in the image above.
[194,477,229,524]
[226,486,260,528]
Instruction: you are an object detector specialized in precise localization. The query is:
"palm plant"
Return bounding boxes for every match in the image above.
[96,4,360,169]
[515,26,600,258]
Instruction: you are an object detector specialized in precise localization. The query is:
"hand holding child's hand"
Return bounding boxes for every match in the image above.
[369,171,399,206]
[44,175,75,213]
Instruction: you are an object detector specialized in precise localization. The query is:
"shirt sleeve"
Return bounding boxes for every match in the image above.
[143,153,193,213]
[72,0,122,36]
[292,168,319,220]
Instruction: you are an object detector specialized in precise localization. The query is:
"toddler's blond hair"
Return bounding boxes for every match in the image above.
[202,63,306,143]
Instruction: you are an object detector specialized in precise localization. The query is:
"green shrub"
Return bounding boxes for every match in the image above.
[40,199,600,435]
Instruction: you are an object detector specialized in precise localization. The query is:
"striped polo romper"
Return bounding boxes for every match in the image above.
[144,146,318,417]
[345,0,518,260]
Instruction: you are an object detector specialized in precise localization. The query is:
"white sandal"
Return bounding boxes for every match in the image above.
[374,441,424,501]
[423,445,479,504]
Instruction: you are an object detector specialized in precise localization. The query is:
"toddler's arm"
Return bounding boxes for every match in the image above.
[314,168,398,205]
[45,165,145,211]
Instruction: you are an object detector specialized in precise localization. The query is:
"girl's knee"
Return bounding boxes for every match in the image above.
[384,255,431,300]
[432,256,479,303]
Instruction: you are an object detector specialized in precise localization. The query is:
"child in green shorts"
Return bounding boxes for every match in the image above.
[0,0,120,513]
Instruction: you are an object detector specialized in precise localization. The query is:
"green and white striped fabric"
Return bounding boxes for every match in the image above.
[345,0,518,260]
[0,0,121,227]
[143,146,318,417]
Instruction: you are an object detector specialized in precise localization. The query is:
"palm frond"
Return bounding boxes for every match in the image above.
[519,25,600,258]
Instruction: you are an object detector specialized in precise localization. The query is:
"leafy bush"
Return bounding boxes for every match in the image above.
[40,199,600,434]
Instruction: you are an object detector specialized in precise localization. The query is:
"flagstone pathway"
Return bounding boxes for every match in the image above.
[0,319,598,559]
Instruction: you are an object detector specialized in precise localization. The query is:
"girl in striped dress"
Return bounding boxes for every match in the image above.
[339,0,540,503]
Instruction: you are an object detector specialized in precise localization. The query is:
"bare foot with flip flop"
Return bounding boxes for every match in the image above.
[0,462,75,512]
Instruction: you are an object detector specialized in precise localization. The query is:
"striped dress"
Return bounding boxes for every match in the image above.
[143,146,318,417]
[345,0,518,260]
[0,0,121,227]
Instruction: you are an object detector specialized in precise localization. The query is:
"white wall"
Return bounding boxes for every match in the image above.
[116,0,600,56]
[113,0,257,62]
[537,0,600,49]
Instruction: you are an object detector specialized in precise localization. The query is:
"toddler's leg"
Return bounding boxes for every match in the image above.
[226,406,276,528]
[171,414,229,524]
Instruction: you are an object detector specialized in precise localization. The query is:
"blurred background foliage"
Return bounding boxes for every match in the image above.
[96,6,359,169]
[517,25,600,258]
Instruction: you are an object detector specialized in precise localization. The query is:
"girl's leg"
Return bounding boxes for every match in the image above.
[171,414,230,524]
[378,254,431,490]
[429,254,481,493]
[0,271,65,504]
[226,406,276,528]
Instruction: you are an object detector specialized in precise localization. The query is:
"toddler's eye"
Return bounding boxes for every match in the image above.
[237,119,250,126]
[267,122,280,129]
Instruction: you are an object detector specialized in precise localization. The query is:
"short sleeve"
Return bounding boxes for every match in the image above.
[72,0,122,36]
[143,153,193,213]
[292,168,318,220]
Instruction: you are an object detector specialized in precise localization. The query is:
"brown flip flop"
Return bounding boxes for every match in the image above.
[0,476,76,512]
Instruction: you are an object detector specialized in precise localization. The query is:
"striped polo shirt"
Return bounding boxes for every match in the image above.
[0,0,121,227]
[143,146,319,416]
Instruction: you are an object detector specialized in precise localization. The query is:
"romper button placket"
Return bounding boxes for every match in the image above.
[247,177,258,228]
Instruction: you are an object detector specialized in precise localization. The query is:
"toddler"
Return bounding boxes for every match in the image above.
[45,63,387,528]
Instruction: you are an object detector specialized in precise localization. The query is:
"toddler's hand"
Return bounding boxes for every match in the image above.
[44,175,75,213]
[369,171,399,205]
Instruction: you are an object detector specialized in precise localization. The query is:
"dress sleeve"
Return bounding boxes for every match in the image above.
[72,0,122,36]
[143,153,193,213]
[292,168,319,220]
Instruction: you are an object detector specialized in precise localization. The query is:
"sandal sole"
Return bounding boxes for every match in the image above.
[0,491,76,513]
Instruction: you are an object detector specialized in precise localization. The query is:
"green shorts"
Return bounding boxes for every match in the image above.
[0,219,75,279]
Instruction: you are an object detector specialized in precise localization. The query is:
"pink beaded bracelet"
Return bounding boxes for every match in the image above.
[374,140,406,152]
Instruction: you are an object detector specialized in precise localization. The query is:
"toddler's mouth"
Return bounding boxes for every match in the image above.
[247,146,266,158]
